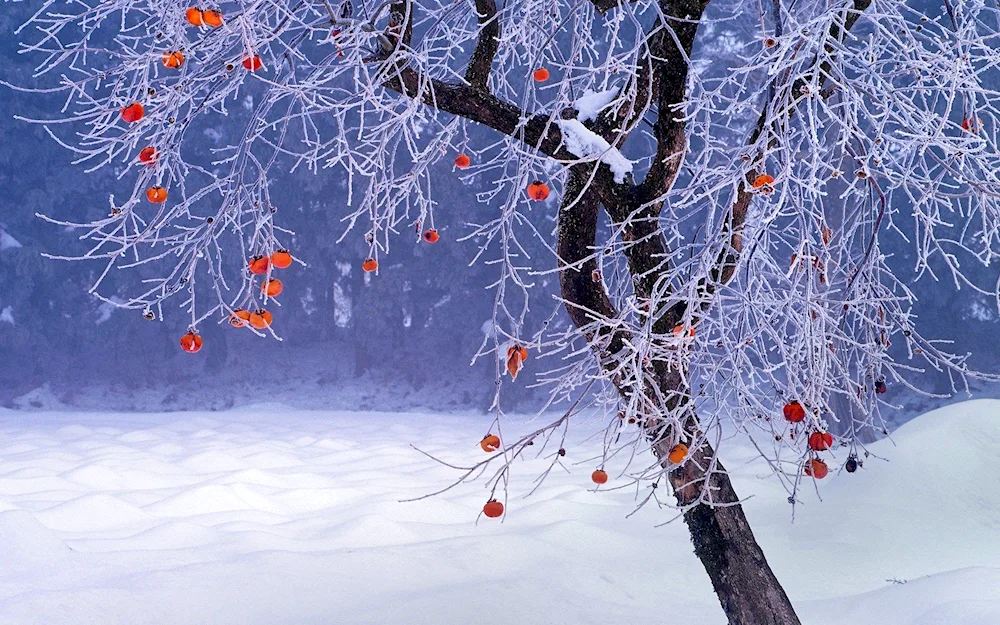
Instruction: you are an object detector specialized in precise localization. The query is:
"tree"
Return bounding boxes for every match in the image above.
[14,0,1000,622]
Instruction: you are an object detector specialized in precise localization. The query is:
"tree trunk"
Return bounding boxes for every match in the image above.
[557,169,800,625]
[657,437,801,625]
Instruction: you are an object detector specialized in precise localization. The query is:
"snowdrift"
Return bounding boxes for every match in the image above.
[0,400,997,624]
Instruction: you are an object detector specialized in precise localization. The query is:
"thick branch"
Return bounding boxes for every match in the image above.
[383,68,630,203]
[638,0,710,203]
[558,167,619,330]
[464,0,500,89]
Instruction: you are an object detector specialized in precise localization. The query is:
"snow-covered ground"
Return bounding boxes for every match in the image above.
[0,400,998,625]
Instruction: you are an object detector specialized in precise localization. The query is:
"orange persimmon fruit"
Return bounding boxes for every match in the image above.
[505,344,528,380]
[229,309,251,327]
[591,469,608,485]
[808,431,833,451]
[270,250,292,269]
[248,309,272,329]
[423,229,439,243]
[533,67,550,82]
[242,55,263,71]
[202,9,223,27]
[804,458,829,479]
[138,146,157,164]
[146,186,168,203]
[454,154,471,169]
[185,7,204,26]
[526,180,549,201]
[668,443,688,464]
[362,257,378,273]
[248,256,270,275]
[261,278,283,297]
[672,324,695,338]
[483,500,504,518]
[162,50,185,69]
[121,102,144,123]
[480,434,500,452]
[179,331,203,353]
[783,400,806,423]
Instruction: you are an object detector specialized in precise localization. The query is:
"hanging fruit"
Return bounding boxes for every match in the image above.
[248,256,270,275]
[185,7,204,25]
[962,117,979,133]
[526,180,550,201]
[261,278,283,298]
[672,324,695,338]
[807,431,833,451]
[270,250,292,269]
[138,146,157,165]
[804,458,828,479]
[454,154,471,169]
[202,9,223,27]
[146,186,168,203]
[362,257,378,273]
[483,500,504,518]
[751,173,774,189]
[179,331,203,353]
[668,443,688,464]
[783,401,806,423]
[248,309,272,329]
[875,378,887,394]
[121,102,145,123]
[162,50,185,69]
[422,229,439,244]
[533,67,550,82]
[242,55,263,71]
[229,309,251,327]
[480,434,500,452]
[845,456,859,473]
[591,469,609,485]
[505,344,528,380]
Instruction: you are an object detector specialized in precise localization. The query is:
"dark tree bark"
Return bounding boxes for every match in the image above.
[380,0,873,621]
[558,166,800,625]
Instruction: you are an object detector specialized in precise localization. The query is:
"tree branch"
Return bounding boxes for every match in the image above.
[637,0,710,203]
[464,0,500,89]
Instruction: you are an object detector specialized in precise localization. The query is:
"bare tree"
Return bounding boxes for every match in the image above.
[15,0,1000,622]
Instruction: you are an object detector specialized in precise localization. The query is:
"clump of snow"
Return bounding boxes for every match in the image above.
[556,119,634,183]
[575,88,618,123]
[1,306,13,325]
[0,400,997,624]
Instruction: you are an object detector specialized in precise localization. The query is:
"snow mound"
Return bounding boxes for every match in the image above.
[799,567,1000,625]
[0,402,997,624]
[0,510,72,570]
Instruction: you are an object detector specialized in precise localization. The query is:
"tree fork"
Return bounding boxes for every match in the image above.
[558,165,800,625]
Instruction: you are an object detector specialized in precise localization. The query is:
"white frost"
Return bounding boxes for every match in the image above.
[574,88,618,123]
[0,306,13,325]
[556,118,634,183]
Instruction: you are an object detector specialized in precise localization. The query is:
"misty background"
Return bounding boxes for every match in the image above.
[2,0,999,426]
